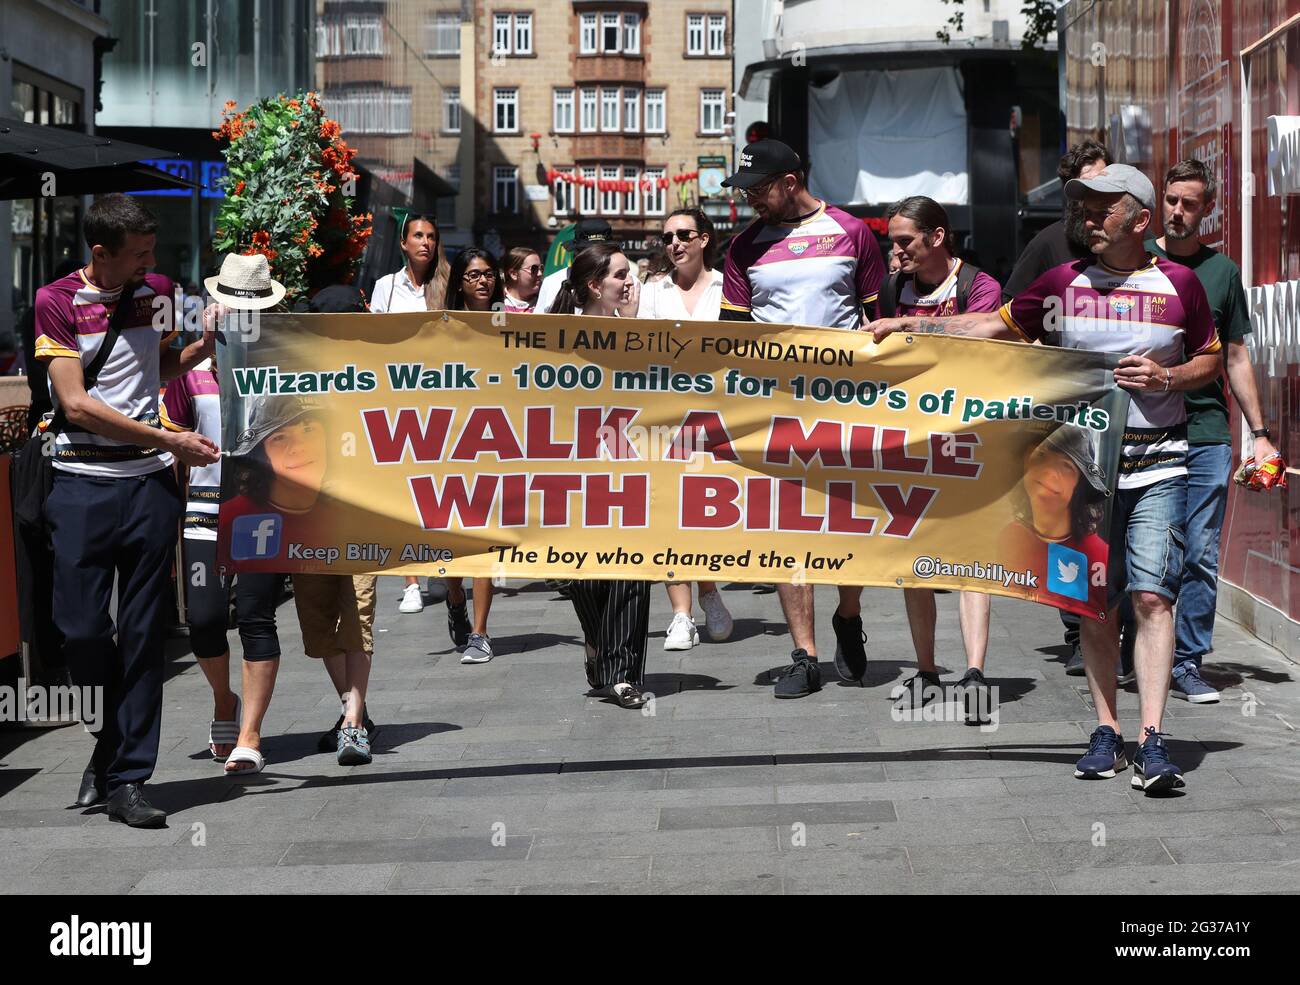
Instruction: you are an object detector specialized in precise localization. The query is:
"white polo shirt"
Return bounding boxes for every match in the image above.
[370,267,431,313]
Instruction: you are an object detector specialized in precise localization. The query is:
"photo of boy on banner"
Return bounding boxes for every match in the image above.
[1000,416,1120,621]
[218,394,334,570]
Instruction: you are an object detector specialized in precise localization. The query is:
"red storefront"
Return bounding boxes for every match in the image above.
[1062,0,1300,660]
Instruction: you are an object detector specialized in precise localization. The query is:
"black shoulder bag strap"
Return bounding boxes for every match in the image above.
[954,260,982,314]
[879,272,904,319]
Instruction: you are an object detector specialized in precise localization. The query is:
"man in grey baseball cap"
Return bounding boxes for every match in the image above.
[1064,162,1156,212]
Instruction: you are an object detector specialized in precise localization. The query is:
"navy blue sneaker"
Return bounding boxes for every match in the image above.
[1074,725,1127,778]
[1131,725,1185,794]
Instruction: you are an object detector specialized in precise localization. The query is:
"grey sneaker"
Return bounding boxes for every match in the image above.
[337,726,372,766]
[461,632,494,664]
[1171,659,1219,704]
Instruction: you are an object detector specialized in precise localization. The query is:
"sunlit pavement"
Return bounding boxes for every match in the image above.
[2,579,1298,894]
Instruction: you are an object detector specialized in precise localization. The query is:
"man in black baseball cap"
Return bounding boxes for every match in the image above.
[718,137,889,701]
[722,138,806,190]
[535,218,616,312]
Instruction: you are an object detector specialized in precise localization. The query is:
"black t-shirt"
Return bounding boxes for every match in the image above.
[1002,219,1091,303]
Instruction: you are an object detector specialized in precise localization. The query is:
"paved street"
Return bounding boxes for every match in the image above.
[2,579,1298,894]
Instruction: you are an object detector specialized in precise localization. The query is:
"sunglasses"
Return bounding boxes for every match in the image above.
[521,264,543,275]
[742,176,781,200]
[463,269,497,283]
[660,230,701,246]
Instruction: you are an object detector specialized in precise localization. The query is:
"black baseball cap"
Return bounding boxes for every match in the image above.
[574,218,614,245]
[722,139,803,190]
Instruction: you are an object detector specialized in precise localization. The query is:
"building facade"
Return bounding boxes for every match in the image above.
[315,0,463,283]
[1,0,111,343]
[95,0,315,289]
[1061,0,1300,659]
[463,0,735,257]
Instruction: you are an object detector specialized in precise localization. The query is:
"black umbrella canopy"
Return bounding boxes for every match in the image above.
[0,117,183,168]
[0,117,197,200]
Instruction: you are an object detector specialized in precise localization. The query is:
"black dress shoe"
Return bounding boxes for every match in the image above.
[74,767,106,808]
[106,783,167,828]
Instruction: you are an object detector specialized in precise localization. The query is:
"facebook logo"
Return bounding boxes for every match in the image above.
[1046,542,1089,602]
[231,514,282,560]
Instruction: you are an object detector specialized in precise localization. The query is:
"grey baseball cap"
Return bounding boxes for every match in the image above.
[1064,163,1155,211]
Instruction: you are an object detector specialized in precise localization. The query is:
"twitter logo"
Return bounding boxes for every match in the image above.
[1047,542,1089,601]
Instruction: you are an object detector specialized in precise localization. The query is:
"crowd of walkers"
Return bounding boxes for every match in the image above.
[22,131,1277,827]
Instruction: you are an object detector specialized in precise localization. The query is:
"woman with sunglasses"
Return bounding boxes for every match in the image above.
[636,208,734,649]
[441,248,504,664]
[372,214,452,615]
[502,247,543,313]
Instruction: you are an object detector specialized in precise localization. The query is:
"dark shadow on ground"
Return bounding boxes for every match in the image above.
[1203,661,1293,688]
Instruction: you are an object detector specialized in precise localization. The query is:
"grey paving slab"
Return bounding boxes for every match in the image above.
[2,580,1297,894]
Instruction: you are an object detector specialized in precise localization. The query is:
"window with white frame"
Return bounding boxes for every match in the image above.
[493,13,511,55]
[686,14,705,55]
[553,88,574,133]
[553,168,574,215]
[643,167,665,215]
[623,89,640,133]
[600,87,620,132]
[707,14,727,55]
[494,87,519,133]
[491,11,532,55]
[600,165,621,214]
[342,14,384,55]
[700,89,725,134]
[515,13,533,53]
[644,89,665,133]
[579,87,598,132]
[493,165,519,214]
[600,12,621,52]
[579,13,597,53]
[324,86,412,135]
[579,165,598,214]
[623,13,641,54]
[443,87,461,133]
[316,20,334,57]
[623,165,640,214]
[426,11,460,55]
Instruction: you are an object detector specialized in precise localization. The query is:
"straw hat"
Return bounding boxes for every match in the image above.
[203,253,287,310]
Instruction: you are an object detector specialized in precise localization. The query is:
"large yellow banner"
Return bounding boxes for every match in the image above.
[216,311,1128,620]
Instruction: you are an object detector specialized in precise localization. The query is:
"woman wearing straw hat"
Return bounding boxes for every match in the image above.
[165,254,289,775]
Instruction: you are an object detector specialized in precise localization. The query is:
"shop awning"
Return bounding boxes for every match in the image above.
[0,117,196,200]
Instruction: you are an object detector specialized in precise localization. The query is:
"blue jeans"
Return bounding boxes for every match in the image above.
[1173,443,1233,666]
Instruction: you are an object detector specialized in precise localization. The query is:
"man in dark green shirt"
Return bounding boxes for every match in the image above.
[1142,159,1278,703]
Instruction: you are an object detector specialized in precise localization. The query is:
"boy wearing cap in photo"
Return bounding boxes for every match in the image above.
[717,138,888,700]
[535,218,615,315]
[871,163,1223,794]
[37,194,219,827]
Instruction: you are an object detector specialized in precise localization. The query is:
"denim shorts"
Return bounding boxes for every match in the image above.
[1107,475,1188,607]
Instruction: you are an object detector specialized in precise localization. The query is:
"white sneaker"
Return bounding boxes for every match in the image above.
[698,589,733,642]
[663,612,699,651]
[398,582,424,613]
[461,632,494,664]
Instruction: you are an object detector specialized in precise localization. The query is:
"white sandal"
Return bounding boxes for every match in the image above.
[224,746,265,775]
[209,695,241,761]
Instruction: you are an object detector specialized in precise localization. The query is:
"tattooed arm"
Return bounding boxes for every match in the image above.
[869,311,1020,344]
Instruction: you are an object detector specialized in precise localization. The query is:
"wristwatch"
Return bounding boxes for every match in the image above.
[1251,427,1272,439]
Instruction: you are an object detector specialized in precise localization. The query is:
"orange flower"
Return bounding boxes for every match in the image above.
[320,119,341,139]
[234,180,246,196]
[252,230,270,248]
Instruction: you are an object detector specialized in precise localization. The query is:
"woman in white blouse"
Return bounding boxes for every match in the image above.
[636,208,734,650]
[371,214,451,614]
